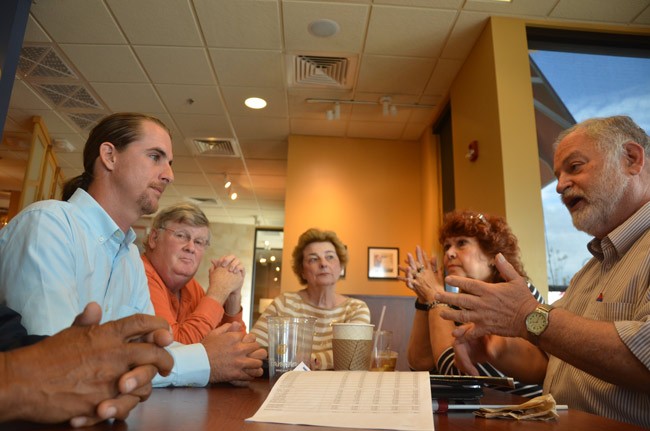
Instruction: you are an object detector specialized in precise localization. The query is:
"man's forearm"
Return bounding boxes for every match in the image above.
[536,308,649,391]
[224,292,242,316]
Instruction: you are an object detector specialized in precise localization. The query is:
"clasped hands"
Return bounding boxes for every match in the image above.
[3,302,174,427]
[208,255,245,314]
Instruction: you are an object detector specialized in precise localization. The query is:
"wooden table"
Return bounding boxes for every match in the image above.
[7,379,646,430]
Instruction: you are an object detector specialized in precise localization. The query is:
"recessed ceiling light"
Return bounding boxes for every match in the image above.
[245,97,267,109]
[308,19,340,38]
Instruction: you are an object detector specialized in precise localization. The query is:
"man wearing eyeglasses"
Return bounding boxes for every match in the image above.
[142,203,246,344]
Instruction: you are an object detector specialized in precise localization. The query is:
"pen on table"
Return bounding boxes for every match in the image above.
[432,401,569,413]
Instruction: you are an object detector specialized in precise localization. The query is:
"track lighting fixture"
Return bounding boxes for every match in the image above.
[326,101,341,121]
[381,96,391,116]
[308,96,433,120]
[229,186,238,200]
[223,174,232,189]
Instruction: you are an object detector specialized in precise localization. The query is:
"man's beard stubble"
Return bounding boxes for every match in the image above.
[137,186,161,216]
[567,165,629,237]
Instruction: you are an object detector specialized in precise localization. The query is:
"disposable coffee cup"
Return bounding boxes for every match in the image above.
[332,323,374,371]
[267,316,316,382]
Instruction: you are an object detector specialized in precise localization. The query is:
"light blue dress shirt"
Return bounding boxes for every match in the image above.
[0,189,209,387]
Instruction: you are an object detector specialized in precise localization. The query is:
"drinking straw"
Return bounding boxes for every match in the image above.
[373,305,387,354]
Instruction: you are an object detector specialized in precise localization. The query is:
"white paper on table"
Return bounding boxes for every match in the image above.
[246,371,434,431]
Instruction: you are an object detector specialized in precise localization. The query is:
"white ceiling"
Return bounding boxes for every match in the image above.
[2,0,649,226]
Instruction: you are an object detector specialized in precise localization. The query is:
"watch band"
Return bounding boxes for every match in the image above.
[414,298,433,311]
[414,298,448,311]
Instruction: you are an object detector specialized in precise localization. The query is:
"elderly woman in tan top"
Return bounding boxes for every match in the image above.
[251,228,370,369]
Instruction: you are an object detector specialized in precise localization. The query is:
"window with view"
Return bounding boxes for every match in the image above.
[528,29,650,303]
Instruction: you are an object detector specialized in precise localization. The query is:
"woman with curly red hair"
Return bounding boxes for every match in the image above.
[399,210,545,397]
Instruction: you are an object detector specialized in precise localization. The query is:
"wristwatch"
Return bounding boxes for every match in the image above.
[414,298,434,311]
[525,304,554,336]
[414,298,447,311]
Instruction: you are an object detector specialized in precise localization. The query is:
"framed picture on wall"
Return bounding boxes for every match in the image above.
[368,247,399,279]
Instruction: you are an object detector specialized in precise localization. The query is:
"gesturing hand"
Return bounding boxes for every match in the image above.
[434,254,539,341]
[397,246,445,304]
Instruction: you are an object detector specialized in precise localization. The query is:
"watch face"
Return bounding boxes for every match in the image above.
[526,312,548,336]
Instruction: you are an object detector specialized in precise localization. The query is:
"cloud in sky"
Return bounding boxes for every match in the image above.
[531,50,650,285]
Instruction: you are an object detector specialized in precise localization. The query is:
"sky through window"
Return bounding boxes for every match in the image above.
[530,50,650,299]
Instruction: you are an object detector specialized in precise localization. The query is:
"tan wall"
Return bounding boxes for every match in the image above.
[283,135,432,296]
[450,17,548,296]
[420,132,442,256]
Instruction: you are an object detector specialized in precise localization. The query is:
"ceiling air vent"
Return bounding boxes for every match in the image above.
[291,55,352,88]
[34,83,102,109]
[192,138,240,157]
[188,197,219,206]
[65,112,106,131]
[18,45,77,79]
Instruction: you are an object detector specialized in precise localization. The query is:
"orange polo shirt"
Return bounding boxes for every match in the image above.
[142,254,245,344]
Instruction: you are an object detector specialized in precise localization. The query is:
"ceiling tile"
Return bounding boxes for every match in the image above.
[60,166,83,180]
[357,55,435,94]
[239,140,288,160]
[9,80,51,111]
[402,122,430,140]
[200,207,229,218]
[290,118,349,137]
[173,184,219,199]
[107,0,203,46]
[440,11,489,60]
[365,6,457,57]
[230,117,290,141]
[23,15,51,43]
[464,0,557,16]
[550,0,650,23]
[249,175,287,189]
[635,6,650,24]
[349,103,409,122]
[194,0,282,49]
[196,157,247,175]
[172,172,210,187]
[405,107,436,124]
[169,155,201,172]
[8,109,76,135]
[156,84,226,115]
[210,49,285,87]
[375,0,462,7]
[243,159,288,176]
[91,83,166,112]
[424,58,463,96]
[59,44,148,83]
[29,0,126,44]
[134,47,215,85]
[55,151,84,169]
[283,1,370,52]
[173,114,233,138]
[257,199,286,210]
